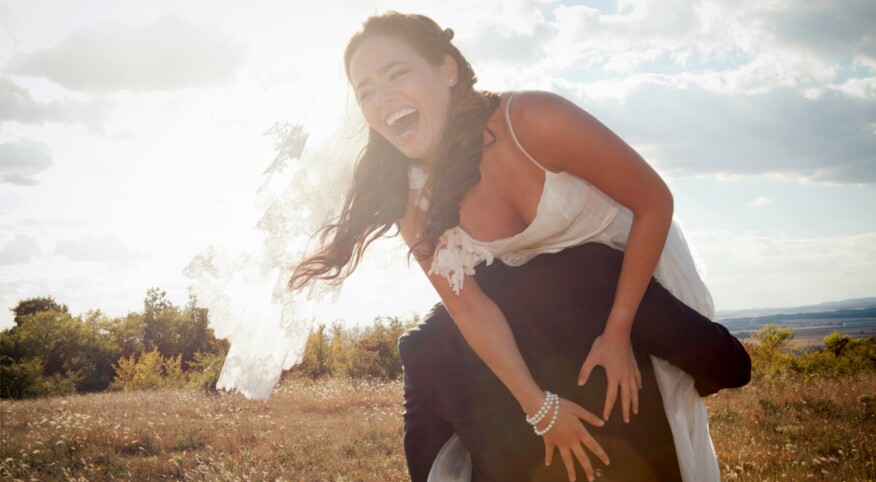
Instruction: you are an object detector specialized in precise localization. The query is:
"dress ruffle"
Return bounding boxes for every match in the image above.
[427,227,494,295]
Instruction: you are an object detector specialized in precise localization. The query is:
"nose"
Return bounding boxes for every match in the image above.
[373,82,396,108]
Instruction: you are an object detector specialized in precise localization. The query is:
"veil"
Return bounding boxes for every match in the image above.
[183,105,377,401]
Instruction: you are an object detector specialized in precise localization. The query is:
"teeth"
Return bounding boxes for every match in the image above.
[386,107,417,127]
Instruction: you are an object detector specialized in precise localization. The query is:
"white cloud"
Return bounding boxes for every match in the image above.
[463,20,556,65]
[53,233,151,263]
[0,138,52,185]
[555,83,876,184]
[762,0,876,62]
[690,230,876,310]
[0,234,41,265]
[3,15,247,92]
[0,75,107,130]
[749,196,773,207]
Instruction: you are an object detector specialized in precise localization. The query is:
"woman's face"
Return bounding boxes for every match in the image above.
[348,34,457,163]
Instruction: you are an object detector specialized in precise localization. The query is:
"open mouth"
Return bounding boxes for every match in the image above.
[387,108,420,140]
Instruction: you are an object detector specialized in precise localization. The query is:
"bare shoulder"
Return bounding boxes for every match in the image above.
[505,89,631,173]
[506,90,594,130]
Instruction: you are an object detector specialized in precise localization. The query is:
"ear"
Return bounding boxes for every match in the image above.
[442,54,459,85]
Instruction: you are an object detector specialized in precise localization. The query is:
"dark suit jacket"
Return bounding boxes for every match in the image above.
[398,242,750,482]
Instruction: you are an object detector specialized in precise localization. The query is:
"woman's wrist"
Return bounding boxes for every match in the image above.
[520,386,550,418]
[603,312,634,338]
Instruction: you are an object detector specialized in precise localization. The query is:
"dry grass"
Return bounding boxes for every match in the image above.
[708,375,875,481]
[1,379,406,481]
[1,375,874,481]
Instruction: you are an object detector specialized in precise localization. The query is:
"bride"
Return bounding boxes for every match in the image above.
[287,11,749,482]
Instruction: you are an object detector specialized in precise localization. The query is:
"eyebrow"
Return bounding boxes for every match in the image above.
[355,61,409,91]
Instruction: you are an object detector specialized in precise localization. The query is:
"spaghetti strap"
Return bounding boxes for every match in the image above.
[504,91,551,173]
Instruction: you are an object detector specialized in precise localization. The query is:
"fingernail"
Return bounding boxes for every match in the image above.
[577,380,583,386]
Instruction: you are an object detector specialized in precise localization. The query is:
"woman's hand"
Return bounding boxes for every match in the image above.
[578,328,643,423]
[540,397,610,482]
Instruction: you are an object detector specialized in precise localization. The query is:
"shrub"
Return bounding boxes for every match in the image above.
[747,324,876,381]
[186,349,228,393]
[111,349,189,391]
[0,356,47,398]
[290,316,417,381]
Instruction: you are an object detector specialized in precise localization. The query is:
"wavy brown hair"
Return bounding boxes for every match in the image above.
[287,12,501,291]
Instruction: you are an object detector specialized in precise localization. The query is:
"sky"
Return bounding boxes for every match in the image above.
[1,0,875,331]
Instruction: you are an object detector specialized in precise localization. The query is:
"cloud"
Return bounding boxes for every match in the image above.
[538,0,874,93]
[0,234,41,265]
[53,233,151,263]
[749,196,773,207]
[0,138,52,185]
[557,83,876,184]
[690,230,876,310]
[0,75,107,130]
[463,21,557,64]
[763,0,876,62]
[3,15,247,92]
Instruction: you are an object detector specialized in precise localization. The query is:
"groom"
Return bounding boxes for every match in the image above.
[398,242,750,482]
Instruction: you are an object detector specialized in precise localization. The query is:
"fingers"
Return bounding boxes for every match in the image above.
[631,357,642,416]
[545,442,554,466]
[578,356,595,387]
[621,378,631,423]
[571,403,604,427]
[580,430,610,466]
[572,444,595,482]
[567,401,610,465]
[631,373,639,416]
[602,382,617,421]
[560,447,576,481]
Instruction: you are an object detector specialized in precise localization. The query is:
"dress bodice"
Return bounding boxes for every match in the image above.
[428,170,622,294]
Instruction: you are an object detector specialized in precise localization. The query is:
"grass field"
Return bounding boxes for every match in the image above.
[2,376,874,481]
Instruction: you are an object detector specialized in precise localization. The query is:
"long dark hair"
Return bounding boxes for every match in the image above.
[288,12,501,291]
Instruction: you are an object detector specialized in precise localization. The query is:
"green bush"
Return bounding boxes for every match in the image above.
[290,316,417,381]
[186,349,229,393]
[0,356,47,398]
[748,324,876,381]
[111,349,189,391]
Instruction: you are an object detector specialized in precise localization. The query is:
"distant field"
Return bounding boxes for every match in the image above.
[726,318,876,346]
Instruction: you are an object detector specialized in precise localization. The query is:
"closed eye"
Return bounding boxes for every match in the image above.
[390,69,408,79]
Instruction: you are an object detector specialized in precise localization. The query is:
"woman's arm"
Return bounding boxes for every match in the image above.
[398,200,609,482]
[508,90,674,422]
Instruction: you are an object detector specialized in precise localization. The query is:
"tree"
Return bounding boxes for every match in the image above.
[0,306,117,398]
[10,296,68,327]
[296,324,332,379]
[751,324,795,350]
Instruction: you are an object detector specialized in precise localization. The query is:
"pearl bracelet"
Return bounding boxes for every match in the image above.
[525,391,556,426]
[533,395,560,436]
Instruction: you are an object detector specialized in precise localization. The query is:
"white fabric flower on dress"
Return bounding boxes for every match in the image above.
[427,227,495,295]
[409,163,431,212]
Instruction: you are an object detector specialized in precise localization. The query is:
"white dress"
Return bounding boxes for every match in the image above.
[421,91,720,481]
